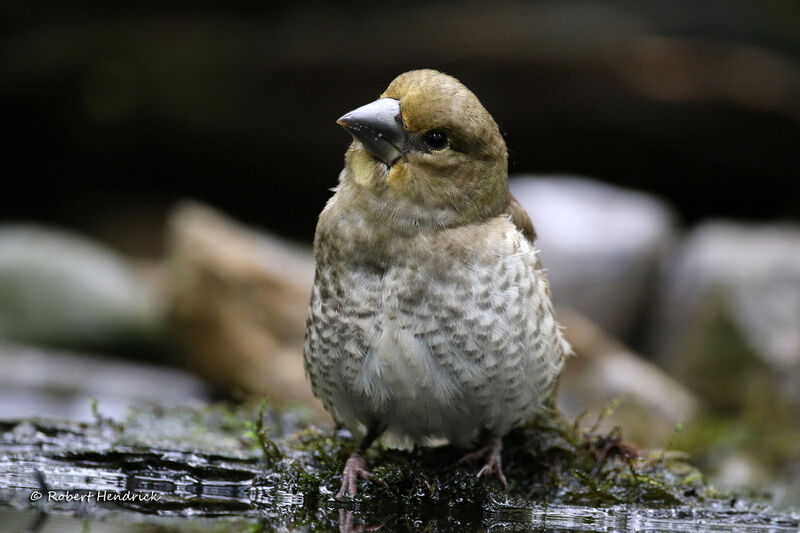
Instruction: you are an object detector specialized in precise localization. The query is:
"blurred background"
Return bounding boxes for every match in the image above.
[1,0,799,492]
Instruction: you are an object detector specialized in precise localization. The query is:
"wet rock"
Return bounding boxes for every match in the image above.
[166,202,324,415]
[557,307,701,447]
[0,225,164,350]
[0,402,723,527]
[510,176,676,340]
[651,221,800,411]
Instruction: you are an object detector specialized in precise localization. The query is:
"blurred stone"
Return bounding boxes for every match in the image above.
[167,202,325,417]
[714,453,771,487]
[651,221,800,412]
[511,176,676,339]
[0,342,209,421]
[557,307,701,447]
[0,225,164,350]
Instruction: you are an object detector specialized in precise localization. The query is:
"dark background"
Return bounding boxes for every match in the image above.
[2,1,799,255]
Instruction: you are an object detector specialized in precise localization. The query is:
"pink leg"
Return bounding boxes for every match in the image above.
[336,452,373,499]
[459,436,508,487]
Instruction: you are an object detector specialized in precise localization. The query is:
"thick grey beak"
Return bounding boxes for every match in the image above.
[337,98,405,166]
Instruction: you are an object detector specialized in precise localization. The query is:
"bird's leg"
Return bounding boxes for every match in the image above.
[336,426,379,500]
[459,435,508,487]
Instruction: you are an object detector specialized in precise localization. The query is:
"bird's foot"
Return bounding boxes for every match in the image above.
[459,436,508,487]
[336,452,373,499]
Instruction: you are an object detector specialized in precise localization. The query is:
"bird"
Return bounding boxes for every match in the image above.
[303,69,570,499]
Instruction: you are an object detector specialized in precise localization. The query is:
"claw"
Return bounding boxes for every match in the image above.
[460,436,508,488]
[336,452,373,499]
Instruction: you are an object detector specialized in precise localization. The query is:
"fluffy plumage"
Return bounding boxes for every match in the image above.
[303,69,570,498]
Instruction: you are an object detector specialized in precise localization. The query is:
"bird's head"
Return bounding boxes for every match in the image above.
[337,69,509,230]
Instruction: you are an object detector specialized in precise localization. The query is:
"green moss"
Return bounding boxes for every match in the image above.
[670,381,800,474]
[678,301,767,412]
[275,408,713,508]
[659,291,800,478]
[243,401,282,466]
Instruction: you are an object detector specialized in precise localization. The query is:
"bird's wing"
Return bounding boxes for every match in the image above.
[505,194,536,244]
[505,193,553,299]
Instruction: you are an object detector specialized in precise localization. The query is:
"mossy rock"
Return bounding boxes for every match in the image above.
[275,408,709,509]
[1,401,797,531]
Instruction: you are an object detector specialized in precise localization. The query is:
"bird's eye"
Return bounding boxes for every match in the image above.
[421,130,449,151]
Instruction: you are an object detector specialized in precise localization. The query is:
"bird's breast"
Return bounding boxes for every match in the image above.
[306,213,567,445]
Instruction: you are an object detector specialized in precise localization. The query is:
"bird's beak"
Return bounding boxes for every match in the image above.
[337,98,405,166]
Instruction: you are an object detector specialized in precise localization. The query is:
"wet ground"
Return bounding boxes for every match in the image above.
[1,403,798,532]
